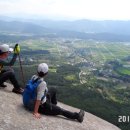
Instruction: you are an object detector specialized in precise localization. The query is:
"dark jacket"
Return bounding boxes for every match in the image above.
[0,54,17,73]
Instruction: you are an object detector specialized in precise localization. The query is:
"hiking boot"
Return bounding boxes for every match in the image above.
[0,84,7,88]
[77,110,85,123]
[12,87,24,94]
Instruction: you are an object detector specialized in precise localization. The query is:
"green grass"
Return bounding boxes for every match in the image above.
[49,68,57,73]
[64,74,76,81]
[116,67,130,75]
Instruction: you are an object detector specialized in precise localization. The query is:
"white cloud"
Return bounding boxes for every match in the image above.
[0,0,130,20]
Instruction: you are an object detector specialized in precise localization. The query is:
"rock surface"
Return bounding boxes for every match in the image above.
[0,83,121,130]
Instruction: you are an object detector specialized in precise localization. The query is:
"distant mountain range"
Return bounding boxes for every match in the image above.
[31,19,130,35]
[0,20,52,34]
[1,16,130,41]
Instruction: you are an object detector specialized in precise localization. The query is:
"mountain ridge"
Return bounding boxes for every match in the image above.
[1,16,130,35]
[1,18,130,42]
[29,19,130,35]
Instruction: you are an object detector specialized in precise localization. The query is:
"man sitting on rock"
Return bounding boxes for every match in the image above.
[0,44,23,94]
[23,63,85,123]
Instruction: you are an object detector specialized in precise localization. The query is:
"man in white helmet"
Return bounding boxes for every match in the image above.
[0,44,23,94]
[23,63,85,123]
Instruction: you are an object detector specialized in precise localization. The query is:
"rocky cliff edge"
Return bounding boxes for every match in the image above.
[0,83,121,130]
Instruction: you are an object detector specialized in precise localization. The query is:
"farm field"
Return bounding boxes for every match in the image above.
[19,39,130,65]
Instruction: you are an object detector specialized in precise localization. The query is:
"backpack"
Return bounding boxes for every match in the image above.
[23,78,42,110]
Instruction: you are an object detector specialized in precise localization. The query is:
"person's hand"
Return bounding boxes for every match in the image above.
[33,112,41,119]
[14,44,20,54]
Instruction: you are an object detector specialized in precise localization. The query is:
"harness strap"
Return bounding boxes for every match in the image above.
[41,89,47,102]
[32,77,40,84]
[32,77,46,101]
[31,77,47,102]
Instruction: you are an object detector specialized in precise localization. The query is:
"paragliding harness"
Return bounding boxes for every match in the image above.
[23,77,46,111]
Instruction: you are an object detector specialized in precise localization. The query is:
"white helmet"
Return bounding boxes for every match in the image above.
[0,44,13,53]
[38,63,48,74]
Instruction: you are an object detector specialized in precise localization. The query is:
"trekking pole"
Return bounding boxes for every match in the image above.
[15,44,25,86]
[18,54,25,86]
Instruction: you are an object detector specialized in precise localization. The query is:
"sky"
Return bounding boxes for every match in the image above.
[0,0,130,20]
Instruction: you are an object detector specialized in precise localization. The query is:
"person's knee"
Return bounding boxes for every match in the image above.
[6,70,15,77]
[49,87,57,94]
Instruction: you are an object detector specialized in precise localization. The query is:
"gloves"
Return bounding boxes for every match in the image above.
[14,44,20,54]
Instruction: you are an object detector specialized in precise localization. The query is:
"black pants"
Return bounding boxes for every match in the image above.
[38,87,79,120]
[0,69,20,89]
